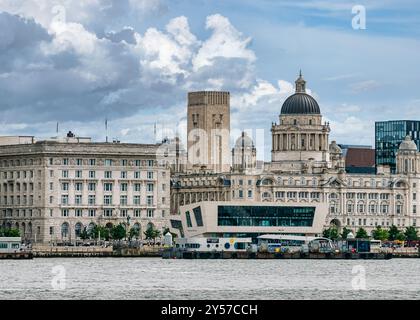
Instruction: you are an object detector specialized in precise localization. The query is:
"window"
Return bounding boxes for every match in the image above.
[120,195,128,206]
[88,209,96,217]
[238,190,243,198]
[104,209,113,217]
[147,171,154,179]
[88,183,96,191]
[248,190,253,198]
[63,158,69,165]
[186,211,193,227]
[105,159,112,166]
[217,205,315,227]
[134,209,141,217]
[147,196,154,206]
[147,160,154,167]
[193,206,204,227]
[49,182,53,191]
[62,170,69,178]
[120,209,127,217]
[75,183,83,191]
[49,196,53,204]
[134,183,141,192]
[61,209,69,217]
[104,171,112,179]
[147,183,154,192]
[88,195,96,205]
[104,195,113,205]
[75,209,82,217]
[76,159,83,166]
[120,171,127,179]
[275,191,285,198]
[61,195,69,205]
[135,160,141,167]
[62,183,69,191]
[134,171,141,179]
[147,209,154,218]
[89,159,96,166]
[104,183,113,192]
[120,183,128,192]
[121,160,127,166]
[133,196,141,205]
[89,171,95,178]
[75,195,82,205]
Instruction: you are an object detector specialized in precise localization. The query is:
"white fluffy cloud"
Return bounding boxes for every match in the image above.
[0,5,292,151]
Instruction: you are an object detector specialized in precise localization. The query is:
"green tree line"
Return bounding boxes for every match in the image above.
[322,225,418,241]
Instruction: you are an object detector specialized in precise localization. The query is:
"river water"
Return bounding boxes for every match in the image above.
[0,258,419,300]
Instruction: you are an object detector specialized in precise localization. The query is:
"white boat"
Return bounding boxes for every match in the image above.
[174,237,253,253]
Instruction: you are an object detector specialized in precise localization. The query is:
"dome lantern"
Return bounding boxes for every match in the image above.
[280,71,321,115]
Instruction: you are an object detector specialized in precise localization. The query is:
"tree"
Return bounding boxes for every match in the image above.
[163,227,177,239]
[322,227,339,240]
[110,224,126,241]
[79,228,89,240]
[388,225,403,241]
[128,227,140,240]
[404,226,419,241]
[355,227,369,239]
[91,225,110,241]
[371,226,389,241]
[144,226,161,243]
[0,228,20,237]
[340,227,352,239]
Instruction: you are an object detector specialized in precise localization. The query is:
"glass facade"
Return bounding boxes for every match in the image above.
[375,120,420,173]
[217,205,315,227]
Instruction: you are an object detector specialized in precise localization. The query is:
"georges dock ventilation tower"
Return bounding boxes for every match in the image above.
[187,91,231,173]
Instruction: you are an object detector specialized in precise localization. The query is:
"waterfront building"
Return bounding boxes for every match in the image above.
[170,201,327,239]
[375,120,420,173]
[170,73,420,237]
[0,132,171,243]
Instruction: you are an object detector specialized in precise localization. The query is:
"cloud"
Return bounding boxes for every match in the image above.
[192,14,256,71]
[0,7,289,153]
[349,80,381,93]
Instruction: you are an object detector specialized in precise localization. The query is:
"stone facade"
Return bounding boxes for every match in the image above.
[187,91,231,173]
[0,139,171,243]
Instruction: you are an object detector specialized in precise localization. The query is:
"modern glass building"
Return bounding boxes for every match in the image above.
[375,120,420,173]
[217,205,315,227]
[170,201,328,239]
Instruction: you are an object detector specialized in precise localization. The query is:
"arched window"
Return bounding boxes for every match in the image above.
[75,222,83,237]
[87,223,95,234]
[61,222,69,238]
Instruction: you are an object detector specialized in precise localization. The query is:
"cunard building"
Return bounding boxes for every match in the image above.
[170,73,420,238]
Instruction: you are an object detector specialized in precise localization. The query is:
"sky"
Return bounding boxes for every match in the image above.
[0,0,419,161]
